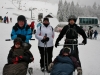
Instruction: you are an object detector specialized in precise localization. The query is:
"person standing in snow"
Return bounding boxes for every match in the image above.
[55,15,87,70]
[6,16,9,23]
[35,18,55,72]
[4,16,6,23]
[11,15,32,43]
[93,30,98,39]
[10,17,12,22]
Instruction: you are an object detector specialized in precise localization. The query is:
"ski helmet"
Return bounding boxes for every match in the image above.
[14,37,23,45]
[17,15,26,23]
[68,15,77,22]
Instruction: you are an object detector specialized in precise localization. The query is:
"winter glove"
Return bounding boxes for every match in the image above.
[17,34,26,42]
[55,42,59,48]
[82,39,87,45]
[18,55,34,63]
[45,37,49,42]
[41,37,49,43]
[48,63,54,72]
[77,67,82,75]
[12,57,19,64]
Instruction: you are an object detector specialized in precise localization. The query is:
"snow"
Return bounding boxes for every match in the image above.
[0,0,100,75]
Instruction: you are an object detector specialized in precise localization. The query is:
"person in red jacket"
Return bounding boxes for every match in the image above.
[30,21,35,32]
[6,16,9,23]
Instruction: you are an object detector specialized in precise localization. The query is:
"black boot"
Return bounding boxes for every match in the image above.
[41,67,45,72]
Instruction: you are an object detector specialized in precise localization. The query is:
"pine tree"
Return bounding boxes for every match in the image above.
[57,0,63,22]
[63,0,67,22]
[93,2,97,10]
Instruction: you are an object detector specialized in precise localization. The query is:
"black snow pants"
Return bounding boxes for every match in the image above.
[38,46,53,69]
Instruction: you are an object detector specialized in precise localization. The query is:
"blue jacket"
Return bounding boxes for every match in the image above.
[94,31,98,37]
[50,56,74,75]
[11,23,32,43]
[4,16,6,20]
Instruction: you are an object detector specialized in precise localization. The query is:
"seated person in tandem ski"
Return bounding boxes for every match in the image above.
[3,38,34,75]
[11,15,32,43]
[48,47,82,75]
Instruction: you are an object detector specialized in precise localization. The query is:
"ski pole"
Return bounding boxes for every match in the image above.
[45,33,49,72]
[45,41,49,72]
[43,33,47,75]
[44,43,46,75]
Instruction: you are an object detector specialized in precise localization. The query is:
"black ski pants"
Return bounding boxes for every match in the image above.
[38,46,53,68]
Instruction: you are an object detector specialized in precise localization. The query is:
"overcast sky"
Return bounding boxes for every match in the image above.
[34,0,100,6]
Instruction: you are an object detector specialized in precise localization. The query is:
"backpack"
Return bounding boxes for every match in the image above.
[39,25,53,35]
[65,25,78,39]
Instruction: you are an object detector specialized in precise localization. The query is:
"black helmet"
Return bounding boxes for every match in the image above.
[14,37,23,45]
[68,15,77,22]
[17,15,26,23]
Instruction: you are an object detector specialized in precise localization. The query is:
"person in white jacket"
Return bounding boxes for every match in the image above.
[35,18,55,72]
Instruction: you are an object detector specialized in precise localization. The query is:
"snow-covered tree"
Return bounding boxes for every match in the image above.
[93,2,97,10]
[57,0,63,21]
[62,0,68,22]
[57,1,100,22]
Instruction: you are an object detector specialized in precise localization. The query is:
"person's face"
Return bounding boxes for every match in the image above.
[18,21,25,27]
[69,19,75,25]
[63,53,69,56]
[15,43,20,48]
[43,20,49,24]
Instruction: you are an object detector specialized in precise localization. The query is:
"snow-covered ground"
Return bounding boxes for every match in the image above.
[0,0,100,75]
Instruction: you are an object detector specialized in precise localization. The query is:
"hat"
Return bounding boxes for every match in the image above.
[62,47,71,54]
[43,17,49,22]
[14,38,23,45]
[17,15,26,23]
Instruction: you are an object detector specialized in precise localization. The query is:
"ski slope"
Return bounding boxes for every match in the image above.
[0,0,100,75]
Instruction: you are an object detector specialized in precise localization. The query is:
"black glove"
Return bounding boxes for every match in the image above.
[82,39,87,45]
[17,34,26,42]
[45,37,49,42]
[55,42,59,48]
[41,37,49,43]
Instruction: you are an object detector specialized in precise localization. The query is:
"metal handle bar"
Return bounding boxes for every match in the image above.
[5,39,35,41]
[58,43,84,46]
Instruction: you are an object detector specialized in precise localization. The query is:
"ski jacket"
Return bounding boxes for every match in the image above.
[30,21,35,29]
[51,56,74,75]
[37,23,41,28]
[11,23,32,43]
[4,16,6,20]
[55,24,87,44]
[7,45,34,65]
[35,24,55,47]
[94,30,98,37]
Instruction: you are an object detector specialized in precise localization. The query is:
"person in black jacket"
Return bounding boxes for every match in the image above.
[55,15,87,68]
